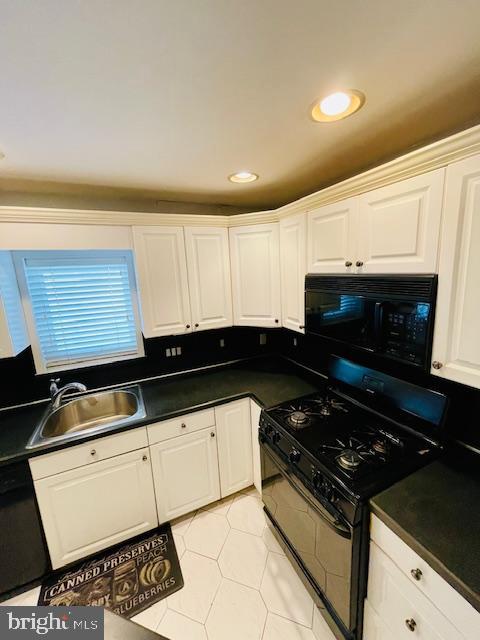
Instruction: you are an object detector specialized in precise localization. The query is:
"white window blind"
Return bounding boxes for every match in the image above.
[15,251,144,373]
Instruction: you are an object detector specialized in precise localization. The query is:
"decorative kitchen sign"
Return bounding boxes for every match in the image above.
[38,525,183,618]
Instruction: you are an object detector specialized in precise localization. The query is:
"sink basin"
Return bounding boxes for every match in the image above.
[27,386,146,449]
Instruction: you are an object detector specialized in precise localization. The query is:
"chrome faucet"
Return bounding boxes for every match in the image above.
[50,378,88,410]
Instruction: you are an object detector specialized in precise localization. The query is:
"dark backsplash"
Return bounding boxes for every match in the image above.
[0,327,282,409]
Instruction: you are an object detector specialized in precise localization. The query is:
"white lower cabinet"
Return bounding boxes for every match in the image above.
[215,398,253,498]
[150,427,221,523]
[250,399,262,495]
[34,447,158,569]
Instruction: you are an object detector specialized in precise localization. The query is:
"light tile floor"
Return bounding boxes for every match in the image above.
[1,486,336,640]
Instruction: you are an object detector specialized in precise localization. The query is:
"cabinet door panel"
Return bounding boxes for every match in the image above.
[185,227,232,331]
[133,226,191,337]
[357,169,444,273]
[229,223,281,327]
[280,213,307,333]
[35,448,158,569]
[151,428,220,523]
[307,199,357,273]
[215,399,253,498]
[431,154,480,388]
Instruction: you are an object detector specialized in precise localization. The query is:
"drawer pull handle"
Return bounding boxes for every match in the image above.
[210,431,215,438]
[411,568,422,581]
[142,455,148,462]
[181,423,187,429]
[90,449,96,456]
[356,260,364,267]
[405,619,417,632]
[345,261,352,267]
[432,361,443,370]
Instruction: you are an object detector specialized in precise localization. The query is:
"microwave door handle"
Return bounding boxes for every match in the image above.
[374,302,384,349]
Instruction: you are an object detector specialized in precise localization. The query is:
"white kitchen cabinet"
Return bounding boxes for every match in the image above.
[229,223,281,328]
[307,198,358,274]
[431,154,480,388]
[133,226,192,337]
[215,399,253,497]
[280,213,307,333]
[150,427,221,523]
[184,226,233,331]
[357,168,445,273]
[0,251,28,358]
[250,399,262,495]
[34,448,158,569]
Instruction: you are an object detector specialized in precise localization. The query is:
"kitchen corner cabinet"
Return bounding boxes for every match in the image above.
[215,398,253,497]
[184,226,233,331]
[280,213,307,333]
[33,448,158,569]
[307,198,358,274]
[357,168,445,273]
[150,427,221,523]
[133,226,192,337]
[229,223,281,328]
[0,251,29,358]
[431,154,480,388]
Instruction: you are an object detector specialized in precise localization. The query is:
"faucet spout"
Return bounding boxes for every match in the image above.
[51,382,88,410]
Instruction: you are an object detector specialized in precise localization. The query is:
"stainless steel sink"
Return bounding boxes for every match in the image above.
[27,385,146,449]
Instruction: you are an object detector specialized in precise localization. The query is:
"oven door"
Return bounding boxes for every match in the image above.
[261,441,354,632]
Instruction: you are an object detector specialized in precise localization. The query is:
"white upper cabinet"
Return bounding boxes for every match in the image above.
[184,226,233,331]
[357,168,445,273]
[307,198,358,274]
[0,251,28,358]
[133,226,192,337]
[229,223,281,328]
[280,213,307,333]
[431,154,480,388]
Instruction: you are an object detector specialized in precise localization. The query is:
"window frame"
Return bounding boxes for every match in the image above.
[14,250,145,374]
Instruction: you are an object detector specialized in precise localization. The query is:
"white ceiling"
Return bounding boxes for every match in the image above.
[1,0,480,209]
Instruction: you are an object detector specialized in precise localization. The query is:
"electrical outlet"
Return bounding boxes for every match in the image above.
[177,346,182,355]
[220,339,225,348]
[166,348,171,357]
[293,337,297,347]
[171,347,177,356]
[260,333,267,345]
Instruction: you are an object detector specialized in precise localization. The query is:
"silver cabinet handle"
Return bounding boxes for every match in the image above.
[432,361,443,370]
[186,324,191,329]
[142,454,148,462]
[345,261,352,267]
[210,431,215,438]
[411,568,422,581]
[405,619,417,632]
[181,423,187,429]
[356,260,364,267]
[90,449,96,456]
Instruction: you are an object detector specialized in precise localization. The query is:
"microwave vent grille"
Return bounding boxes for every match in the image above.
[305,275,437,301]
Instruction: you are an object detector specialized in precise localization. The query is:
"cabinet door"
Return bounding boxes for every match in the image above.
[250,399,262,496]
[133,226,192,337]
[34,448,158,569]
[431,154,480,388]
[280,213,307,333]
[184,227,232,331]
[150,427,220,523]
[357,169,445,273]
[229,223,281,328]
[307,198,358,273]
[215,399,253,498]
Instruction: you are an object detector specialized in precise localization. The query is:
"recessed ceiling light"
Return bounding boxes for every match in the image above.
[228,171,258,184]
[311,90,365,122]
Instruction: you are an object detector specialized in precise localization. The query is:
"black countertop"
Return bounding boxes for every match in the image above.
[0,356,320,467]
[370,444,480,613]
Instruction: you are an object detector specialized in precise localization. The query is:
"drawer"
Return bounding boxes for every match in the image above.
[29,427,148,480]
[371,514,480,639]
[368,542,465,640]
[147,408,215,445]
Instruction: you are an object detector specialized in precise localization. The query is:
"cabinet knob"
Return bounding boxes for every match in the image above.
[194,323,199,328]
[181,423,187,429]
[355,260,364,267]
[410,568,422,581]
[274,319,279,324]
[142,454,148,462]
[299,325,305,330]
[432,361,443,370]
[210,431,215,438]
[186,324,191,329]
[345,261,352,267]
[90,449,96,456]
[405,619,417,632]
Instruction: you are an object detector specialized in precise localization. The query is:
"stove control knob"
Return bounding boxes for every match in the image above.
[289,448,301,464]
[312,471,322,489]
[264,424,273,436]
[272,431,281,445]
[321,480,334,501]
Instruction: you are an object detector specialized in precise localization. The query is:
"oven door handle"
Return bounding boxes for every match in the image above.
[262,443,352,539]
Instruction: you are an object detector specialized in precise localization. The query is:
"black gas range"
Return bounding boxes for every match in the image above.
[259,356,448,640]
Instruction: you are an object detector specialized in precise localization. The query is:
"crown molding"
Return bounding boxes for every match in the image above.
[1,123,479,227]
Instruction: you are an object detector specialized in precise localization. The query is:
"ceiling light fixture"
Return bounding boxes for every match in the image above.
[228,171,258,184]
[311,90,365,122]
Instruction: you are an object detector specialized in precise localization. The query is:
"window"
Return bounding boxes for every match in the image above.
[14,251,144,373]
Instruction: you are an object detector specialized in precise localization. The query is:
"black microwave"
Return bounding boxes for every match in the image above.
[305,274,438,370]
